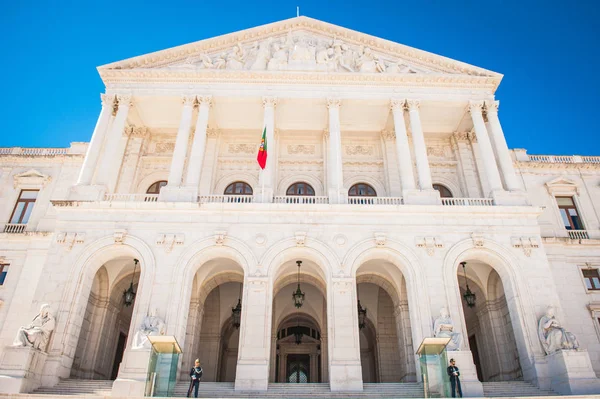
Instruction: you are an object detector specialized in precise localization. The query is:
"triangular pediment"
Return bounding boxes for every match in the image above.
[545,177,579,195]
[13,169,51,188]
[99,16,501,81]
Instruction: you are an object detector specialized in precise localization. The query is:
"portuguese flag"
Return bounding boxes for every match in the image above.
[257,126,267,169]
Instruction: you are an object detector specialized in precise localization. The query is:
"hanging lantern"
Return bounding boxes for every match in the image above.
[357,300,367,330]
[461,262,476,308]
[292,260,305,308]
[231,283,243,329]
[123,259,139,307]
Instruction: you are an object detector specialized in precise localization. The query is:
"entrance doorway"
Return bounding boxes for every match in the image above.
[287,354,310,383]
[111,332,127,380]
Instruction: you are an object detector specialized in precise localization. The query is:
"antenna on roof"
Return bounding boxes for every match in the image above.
[297,6,300,17]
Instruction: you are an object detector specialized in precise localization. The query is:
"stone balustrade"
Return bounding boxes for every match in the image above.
[273,196,329,204]
[525,154,600,164]
[441,197,495,206]
[104,193,159,202]
[567,230,590,240]
[3,223,26,234]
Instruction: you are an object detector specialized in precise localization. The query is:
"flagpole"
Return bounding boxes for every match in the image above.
[261,169,265,202]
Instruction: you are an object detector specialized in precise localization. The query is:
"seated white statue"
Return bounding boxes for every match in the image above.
[538,306,579,355]
[13,304,56,351]
[433,307,461,351]
[132,308,166,350]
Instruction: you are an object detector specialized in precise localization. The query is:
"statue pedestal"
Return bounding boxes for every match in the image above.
[112,349,151,397]
[545,350,600,395]
[447,351,484,398]
[0,346,47,393]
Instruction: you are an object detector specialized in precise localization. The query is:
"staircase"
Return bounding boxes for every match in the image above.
[482,381,558,397]
[33,379,113,396]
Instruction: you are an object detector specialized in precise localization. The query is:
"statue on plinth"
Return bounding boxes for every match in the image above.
[132,308,166,350]
[433,307,462,351]
[13,304,55,351]
[538,305,579,355]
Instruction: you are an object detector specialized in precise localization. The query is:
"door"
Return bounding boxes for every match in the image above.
[469,335,483,382]
[287,354,310,383]
[111,333,127,380]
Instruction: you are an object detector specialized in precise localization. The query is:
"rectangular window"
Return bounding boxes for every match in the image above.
[0,263,8,285]
[556,196,583,230]
[583,268,600,291]
[9,190,38,224]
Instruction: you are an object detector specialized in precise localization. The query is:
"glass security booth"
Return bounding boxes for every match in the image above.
[145,336,182,397]
[416,337,451,398]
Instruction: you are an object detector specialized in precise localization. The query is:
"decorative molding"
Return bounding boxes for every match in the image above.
[390,98,406,110]
[214,231,227,246]
[381,130,396,141]
[545,176,579,196]
[117,94,133,107]
[13,169,51,188]
[374,232,387,247]
[468,100,484,114]
[114,229,127,244]
[206,128,220,138]
[125,125,149,138]
[406,99,420,110]
[288,144,315,155]
[471,232,485,247]
[197,95,213,107]
[182,95,196,106]
[415,236,443,256]
[255,234,267,246]
[101,93,116,107]
[327,98,342,109]
[333,234,347,247]
[295,231,307,247]
[333,281,353,294]
[56,232,86,251]
[484,100,499,114]
[345,145,373,156]
[154,142,175,153]
[156,233,185,253]
[228,143,256,154]
[427,146,447,158]
[511,236,539,257]
[262,96,278,108]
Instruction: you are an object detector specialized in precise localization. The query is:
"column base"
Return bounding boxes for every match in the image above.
[68,184,106,201]
[0,346,48,393]
[234,361,268,391]
[445,350,484,397]
[543,350,600,395]
[491,190,530,206]
[158,186,198,202]
[403,189,441,205]
[111,349,151,397]
[328,189,348,205]
[254,188,274,203]
[329,361,363,391]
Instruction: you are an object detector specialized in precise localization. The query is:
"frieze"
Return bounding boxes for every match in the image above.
[228,144,256,154]
[288,144,315,155]
[345,145,373,156]
[154,142,175,153]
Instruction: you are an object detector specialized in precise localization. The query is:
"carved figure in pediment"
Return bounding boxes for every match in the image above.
[357,47,385,73]
[198,53,215,69]
[290,35,315,62]
[226,44,246,70]
[251,38,272,71]
[268,42,288,71]
[338,43,356,72]
[214,52,227,69]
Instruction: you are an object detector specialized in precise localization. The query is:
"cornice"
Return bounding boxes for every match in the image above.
[516,161,600,171]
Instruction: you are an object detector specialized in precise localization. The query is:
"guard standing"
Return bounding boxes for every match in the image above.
[187,359,203,398]
[447,358,462,398]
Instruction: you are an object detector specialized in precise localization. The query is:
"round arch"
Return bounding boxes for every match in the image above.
[344,176,386,197]
[136,171,169,194]
[213,172,259,195]
[431,176,462,198]
[356,273,401,307]
[277,174,324,196]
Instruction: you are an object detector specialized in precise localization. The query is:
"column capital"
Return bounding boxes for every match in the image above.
[381,129,396,140]
[390,98,406,110]
[406,99,420,111]
[100,93,116,107]
[484,100,499,114]
[467,100,484,114]
[182,95,196,106]
[197,95,213,107]
[326,98,342,109]
[262,96,278,108]
[206,128,220,138]
[116,94,133,107]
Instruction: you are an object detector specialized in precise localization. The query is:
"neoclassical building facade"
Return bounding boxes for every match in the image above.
[0,16,599,397]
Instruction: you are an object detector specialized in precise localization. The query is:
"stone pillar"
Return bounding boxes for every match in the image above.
[326,99,346,204]
[77,94,115,185]
[159,95,195,201]
[468,101,503,194]
[390,99,416,194]
[257,97,277,203]
[484,100,521,191]
[184,96,212,196]
[115,127,147,193]
[328,278,362,391]
[235,277,269,391]
[95,94,132,192]
[381,130,402,196]
[198,129,220,196]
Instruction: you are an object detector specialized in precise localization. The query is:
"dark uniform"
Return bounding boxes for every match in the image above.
[187,366,203,398]
[447,364,462,397]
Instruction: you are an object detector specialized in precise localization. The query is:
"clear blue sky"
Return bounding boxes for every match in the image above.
[1,0,599,155]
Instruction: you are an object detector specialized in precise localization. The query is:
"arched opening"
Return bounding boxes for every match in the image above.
[433,184,453,198]
[224,181,253,195]
[286,182,315,196]
[71,257,140,380]
[182,259,245,382]
[348,183,377,197]
[270,259,327,383]
[356,262,416,382]
[146,180,167,194]
[457,260,522,382]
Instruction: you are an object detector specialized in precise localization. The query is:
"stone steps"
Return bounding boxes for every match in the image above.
[482,381,558,397]
[33,379,113,396]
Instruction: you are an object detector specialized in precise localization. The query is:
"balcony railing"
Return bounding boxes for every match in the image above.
[348,197,404,205]
[199,195,254,204]
[568,230,590,240]
[104,193,159,202]
[3,224,26,234]
[273,196,329,204]
[441,198,495,206]
[0,147,69,156]
[527,154,600,164]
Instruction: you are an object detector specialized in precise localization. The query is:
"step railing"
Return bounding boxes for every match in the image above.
[199,195,254,204]
[104,193,159,202]
[348,197,403,205]
[3,223,26,234]
[441,198,495,206]
[273,196,329,204]
[568,230,589,240]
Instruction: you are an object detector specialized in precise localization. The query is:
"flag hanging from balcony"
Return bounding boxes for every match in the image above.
[257,126,267,169]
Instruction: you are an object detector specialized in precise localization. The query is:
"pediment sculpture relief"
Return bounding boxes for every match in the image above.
[168,31,430,74]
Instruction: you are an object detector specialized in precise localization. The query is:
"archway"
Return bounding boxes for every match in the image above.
[457,260,522,382]
[70,256,140,380]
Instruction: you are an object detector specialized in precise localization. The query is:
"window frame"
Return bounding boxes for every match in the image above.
[146,180,168,194]
[224,181,253,195]
[348,183,377,197]
[433,184,453,198]
[286,182,316,196]
[9,189,39,225]
[0,262,9,285]
[556,196,584,230]
[581,267,600,291]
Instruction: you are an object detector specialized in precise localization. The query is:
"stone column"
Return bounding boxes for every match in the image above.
[390,99,416,193]
[327,99,346,204]
[406,100,432,190]
[484,100,521,191]
[77,94,115,185]
[95,94,132,191]
[199,129,219,196]
[380,130,402,196]
[115,127,147,193]
[168,95,196,187]
[257,97,277,203]
[235,277,269,391]
[184,96,212,194]
[328,278,362,391]
[468,101,503,194]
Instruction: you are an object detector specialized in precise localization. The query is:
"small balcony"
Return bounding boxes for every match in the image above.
[3,224,26,234]
[568,230,590,240]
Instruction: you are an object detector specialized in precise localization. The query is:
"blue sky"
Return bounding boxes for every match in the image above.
[1,0,599,155]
